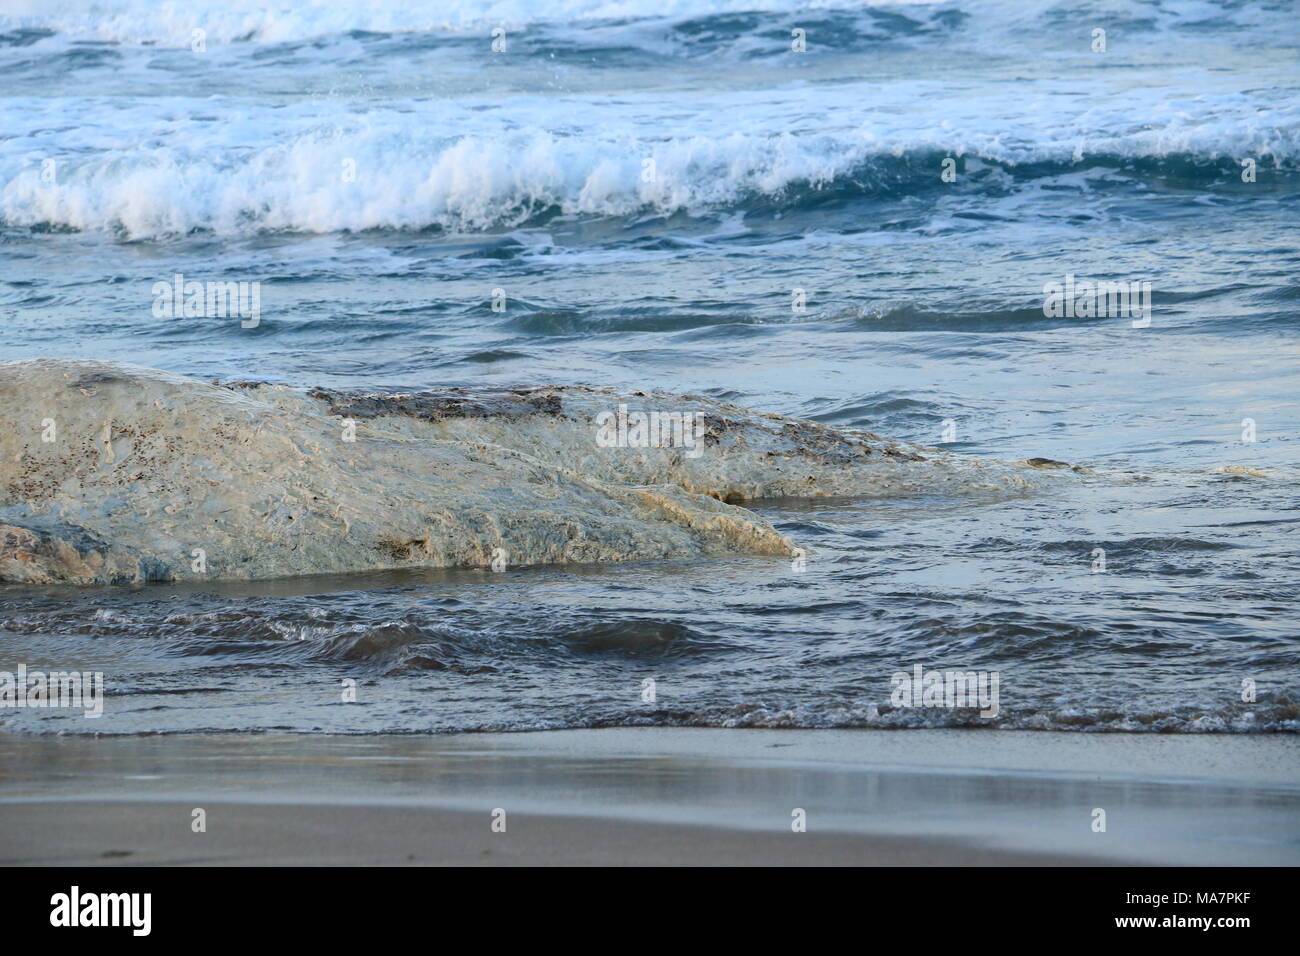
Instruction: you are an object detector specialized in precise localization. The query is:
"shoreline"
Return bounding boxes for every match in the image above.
[3,728,1297,866]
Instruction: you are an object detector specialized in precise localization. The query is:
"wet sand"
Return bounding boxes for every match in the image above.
[2,728,1297,866]
[4,800,1109,866]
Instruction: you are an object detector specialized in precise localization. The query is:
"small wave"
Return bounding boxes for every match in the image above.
[5,586,1297,735]
[0,0,866,45]
[2,0,1291,47]
[660,697,1300,733]
[974,535,1240,557]
[559,619,721,656]
[4,91,1295,238]
[503,308,758,336]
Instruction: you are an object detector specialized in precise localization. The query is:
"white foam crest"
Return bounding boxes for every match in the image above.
[4,0,1291,46]
[0,0,901,45]
[2,80,1295,238]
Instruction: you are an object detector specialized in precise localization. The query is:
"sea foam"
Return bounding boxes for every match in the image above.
[3,83,1294,239]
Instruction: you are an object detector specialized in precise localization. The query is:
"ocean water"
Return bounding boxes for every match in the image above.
[1,0,1297,735]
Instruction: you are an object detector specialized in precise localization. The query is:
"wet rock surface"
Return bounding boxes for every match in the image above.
[1,359,1064,585]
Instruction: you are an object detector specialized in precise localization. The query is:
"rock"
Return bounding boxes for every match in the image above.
[0,359,1066,585]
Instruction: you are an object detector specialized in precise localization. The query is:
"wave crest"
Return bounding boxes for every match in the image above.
[5,133,1296,239]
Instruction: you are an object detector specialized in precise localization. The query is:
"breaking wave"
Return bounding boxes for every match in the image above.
[4,135,1297,239]
[2,0,1292,47]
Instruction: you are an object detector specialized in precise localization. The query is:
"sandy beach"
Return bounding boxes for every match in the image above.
[3,728,1297,866]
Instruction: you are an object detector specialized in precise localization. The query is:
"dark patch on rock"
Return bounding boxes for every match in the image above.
[68,372,123,390]
[702,413,739,447]
[705,489,750,504]
[137,556,176,583]
[881,446,925,462]
[1,517,113,554]
[307,386,563,421]
[376,535,426,561]
[216,379,272,390]
[0,519,154,585]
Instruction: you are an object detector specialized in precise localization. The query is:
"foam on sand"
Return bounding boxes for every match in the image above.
[0,359,1064,585]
